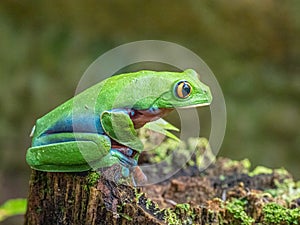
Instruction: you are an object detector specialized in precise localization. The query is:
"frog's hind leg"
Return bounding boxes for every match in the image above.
[27,133,111,172]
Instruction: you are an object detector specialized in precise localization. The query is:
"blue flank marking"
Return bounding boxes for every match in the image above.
[32,114,105,146]
[45,114,104,134]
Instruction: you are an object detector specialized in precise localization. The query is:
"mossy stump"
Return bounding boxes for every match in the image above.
[24,167,166,225]
[25,158,300,225]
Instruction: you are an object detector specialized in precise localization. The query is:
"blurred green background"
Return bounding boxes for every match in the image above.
[0,1,299,223]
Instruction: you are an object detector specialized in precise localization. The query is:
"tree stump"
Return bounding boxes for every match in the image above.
[24,165,166,225]
[25,158,300,224]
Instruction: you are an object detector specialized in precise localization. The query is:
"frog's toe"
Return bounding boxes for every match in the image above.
[132,166,147,186]
[121,167,130,177]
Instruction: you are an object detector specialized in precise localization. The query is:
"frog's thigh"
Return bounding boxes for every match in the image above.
[27,133,111,172]
[33,132,111,152]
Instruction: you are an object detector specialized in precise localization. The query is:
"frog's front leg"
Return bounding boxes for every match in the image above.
[26,132,112,172]
[101,110,148,184]
[101,109,144,152]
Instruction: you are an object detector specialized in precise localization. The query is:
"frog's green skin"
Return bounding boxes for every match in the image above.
[26,69,212,178]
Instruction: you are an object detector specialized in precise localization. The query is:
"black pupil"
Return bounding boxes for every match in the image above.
[181,82,190,97]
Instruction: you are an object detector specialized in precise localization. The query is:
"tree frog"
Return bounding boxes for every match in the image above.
[26,69,212,181]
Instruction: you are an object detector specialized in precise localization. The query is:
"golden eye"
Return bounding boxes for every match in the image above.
[175,81,192,99]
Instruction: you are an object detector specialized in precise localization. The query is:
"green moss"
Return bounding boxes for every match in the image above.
[263,203,300,224]
[146,198,152,209]
[266,177,300,202]
[145,136,217,174]
[87,171,101,186]
[117,202,133,221]
[83,171,100,191]
[134,188,144,201]
[249,164,290,178]
[163,204,197,225]
[274,168,290,176]
[223,158,251,173]
[152,202,161,215]
[164,208,181,225]
[138,126,179,165]
[241,159,251,170]
[175,203,191,212]
[116,204,132,221]
[249,165,273,176]
[175,203,196,224]
[150,139,179,164]
[226,199,254,225]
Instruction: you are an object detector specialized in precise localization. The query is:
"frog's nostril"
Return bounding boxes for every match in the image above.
[202,89,208,95]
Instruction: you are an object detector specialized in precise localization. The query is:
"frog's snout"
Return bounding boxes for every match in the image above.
[204,86,213,104]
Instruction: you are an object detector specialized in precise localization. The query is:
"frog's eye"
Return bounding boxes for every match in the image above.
[174,81,192,99]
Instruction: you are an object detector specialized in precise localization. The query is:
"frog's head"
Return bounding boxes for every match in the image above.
[122,69,212,128]
[151,69,212,109]
[104,69,212,113]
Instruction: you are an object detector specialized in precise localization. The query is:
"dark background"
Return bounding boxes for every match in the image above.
[0,1,299,224]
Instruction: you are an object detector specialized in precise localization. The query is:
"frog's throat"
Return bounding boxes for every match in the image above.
[130,108,174,129]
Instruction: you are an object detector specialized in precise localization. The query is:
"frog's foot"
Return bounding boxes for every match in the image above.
[110,147,138,168]
[108,147,148,186]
